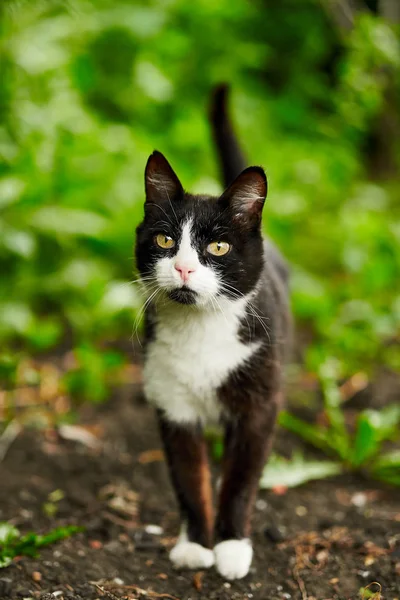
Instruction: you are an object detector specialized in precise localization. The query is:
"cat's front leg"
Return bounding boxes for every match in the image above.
[214,398,278,580]
[157,411,214,570]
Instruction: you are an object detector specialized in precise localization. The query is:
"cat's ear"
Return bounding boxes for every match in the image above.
[145,151,183,203]
[219,166,267,225]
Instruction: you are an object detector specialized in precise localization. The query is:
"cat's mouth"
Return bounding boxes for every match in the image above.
[168,287,197,305]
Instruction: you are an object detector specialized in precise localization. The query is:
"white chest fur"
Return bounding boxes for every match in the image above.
[143,296,261,424]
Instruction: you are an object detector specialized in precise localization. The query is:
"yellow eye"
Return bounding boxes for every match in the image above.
[155,234,175,249]
[207,241,231,256]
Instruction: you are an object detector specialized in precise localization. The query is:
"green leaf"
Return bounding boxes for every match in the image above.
[260,452,343,489]
[0,177,26,209]
[278,411,331,452]
[318,360,350,460]
[0,523,19,545]
[370,450,400,486]
[351,413,380,467]
[0,522,82,569]
[29,207,108,237]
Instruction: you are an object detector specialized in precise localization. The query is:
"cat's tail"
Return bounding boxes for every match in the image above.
[209,84,247,189]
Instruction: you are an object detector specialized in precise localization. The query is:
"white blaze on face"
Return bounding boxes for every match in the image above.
[174,220,199,276]
[155,219,220,306]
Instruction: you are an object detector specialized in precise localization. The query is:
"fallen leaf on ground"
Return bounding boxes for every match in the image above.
[58,424,102,449]
[138,449,164,464]
[100,483,139,520]
[193,571,204,591]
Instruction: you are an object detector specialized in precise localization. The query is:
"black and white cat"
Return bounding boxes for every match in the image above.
[135,87,291,580]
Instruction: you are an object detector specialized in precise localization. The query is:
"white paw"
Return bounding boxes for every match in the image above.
[214,539,253,580]
[170,540,215,570]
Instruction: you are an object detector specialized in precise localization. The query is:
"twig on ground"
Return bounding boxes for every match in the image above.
[92,583,123,600]
[109,584,179,600]
[91,581,180,600]
[293,547,308,600]
[362,582,382,599]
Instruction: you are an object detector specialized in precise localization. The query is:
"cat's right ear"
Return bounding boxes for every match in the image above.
[144,151,183,204]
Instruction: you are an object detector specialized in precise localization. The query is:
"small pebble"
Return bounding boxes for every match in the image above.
[113,577,124,585]
[358,570,371,579]
[32,571,42,583]
[255,499,268,511]
[224,582,231,588]
[351,492,367,508]
[295,505,308,517]
[282,594,291,599]
[145,524,163,536]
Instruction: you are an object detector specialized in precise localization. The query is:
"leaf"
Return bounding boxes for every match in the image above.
[0,522,82,569]
[318,360,350,460]
[352,413,380,467]
[0,177,26,209]
[367,404,400,440]
[29,207,108,237]
[370,450,400,486]
[278,411,331,452]
[0,523,19,545]
[352,404,400,468]
[260,452,343,489]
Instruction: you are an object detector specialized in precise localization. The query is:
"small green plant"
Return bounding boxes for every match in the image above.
[0,522,82,568]
[260,451,342,489]
[359,582,382,599]
[279,360,400,486]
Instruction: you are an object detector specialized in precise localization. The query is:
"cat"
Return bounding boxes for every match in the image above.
[135,85,291,580]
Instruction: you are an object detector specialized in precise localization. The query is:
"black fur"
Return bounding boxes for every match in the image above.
[134,86,292,576]
[210,84,247,187]
[136,154,267,302]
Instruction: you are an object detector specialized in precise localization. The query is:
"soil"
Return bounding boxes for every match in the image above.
[0,376,399,600]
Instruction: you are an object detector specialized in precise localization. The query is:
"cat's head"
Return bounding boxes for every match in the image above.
[135,151,267,308]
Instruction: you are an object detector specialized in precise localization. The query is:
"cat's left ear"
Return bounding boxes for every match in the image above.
[145,151,183,204]
[219,166,267,226]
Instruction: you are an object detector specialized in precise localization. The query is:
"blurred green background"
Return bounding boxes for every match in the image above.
[0,0,399,404]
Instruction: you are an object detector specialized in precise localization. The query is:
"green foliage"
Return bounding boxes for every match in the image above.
[0,0,399,404]
[64,343,125,403]
[0,521,82,568]
[260,452,342,489]
[279,360,400,485]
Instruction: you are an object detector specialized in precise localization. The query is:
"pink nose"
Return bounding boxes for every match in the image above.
[175,263,196,282]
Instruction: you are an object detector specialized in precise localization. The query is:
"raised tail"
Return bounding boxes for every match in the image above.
[209,84,247,189]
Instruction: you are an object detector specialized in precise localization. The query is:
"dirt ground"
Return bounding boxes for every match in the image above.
[0,375,399,600]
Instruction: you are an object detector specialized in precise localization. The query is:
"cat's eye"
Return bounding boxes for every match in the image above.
[155,233,175,249]
[207,241,231,257]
